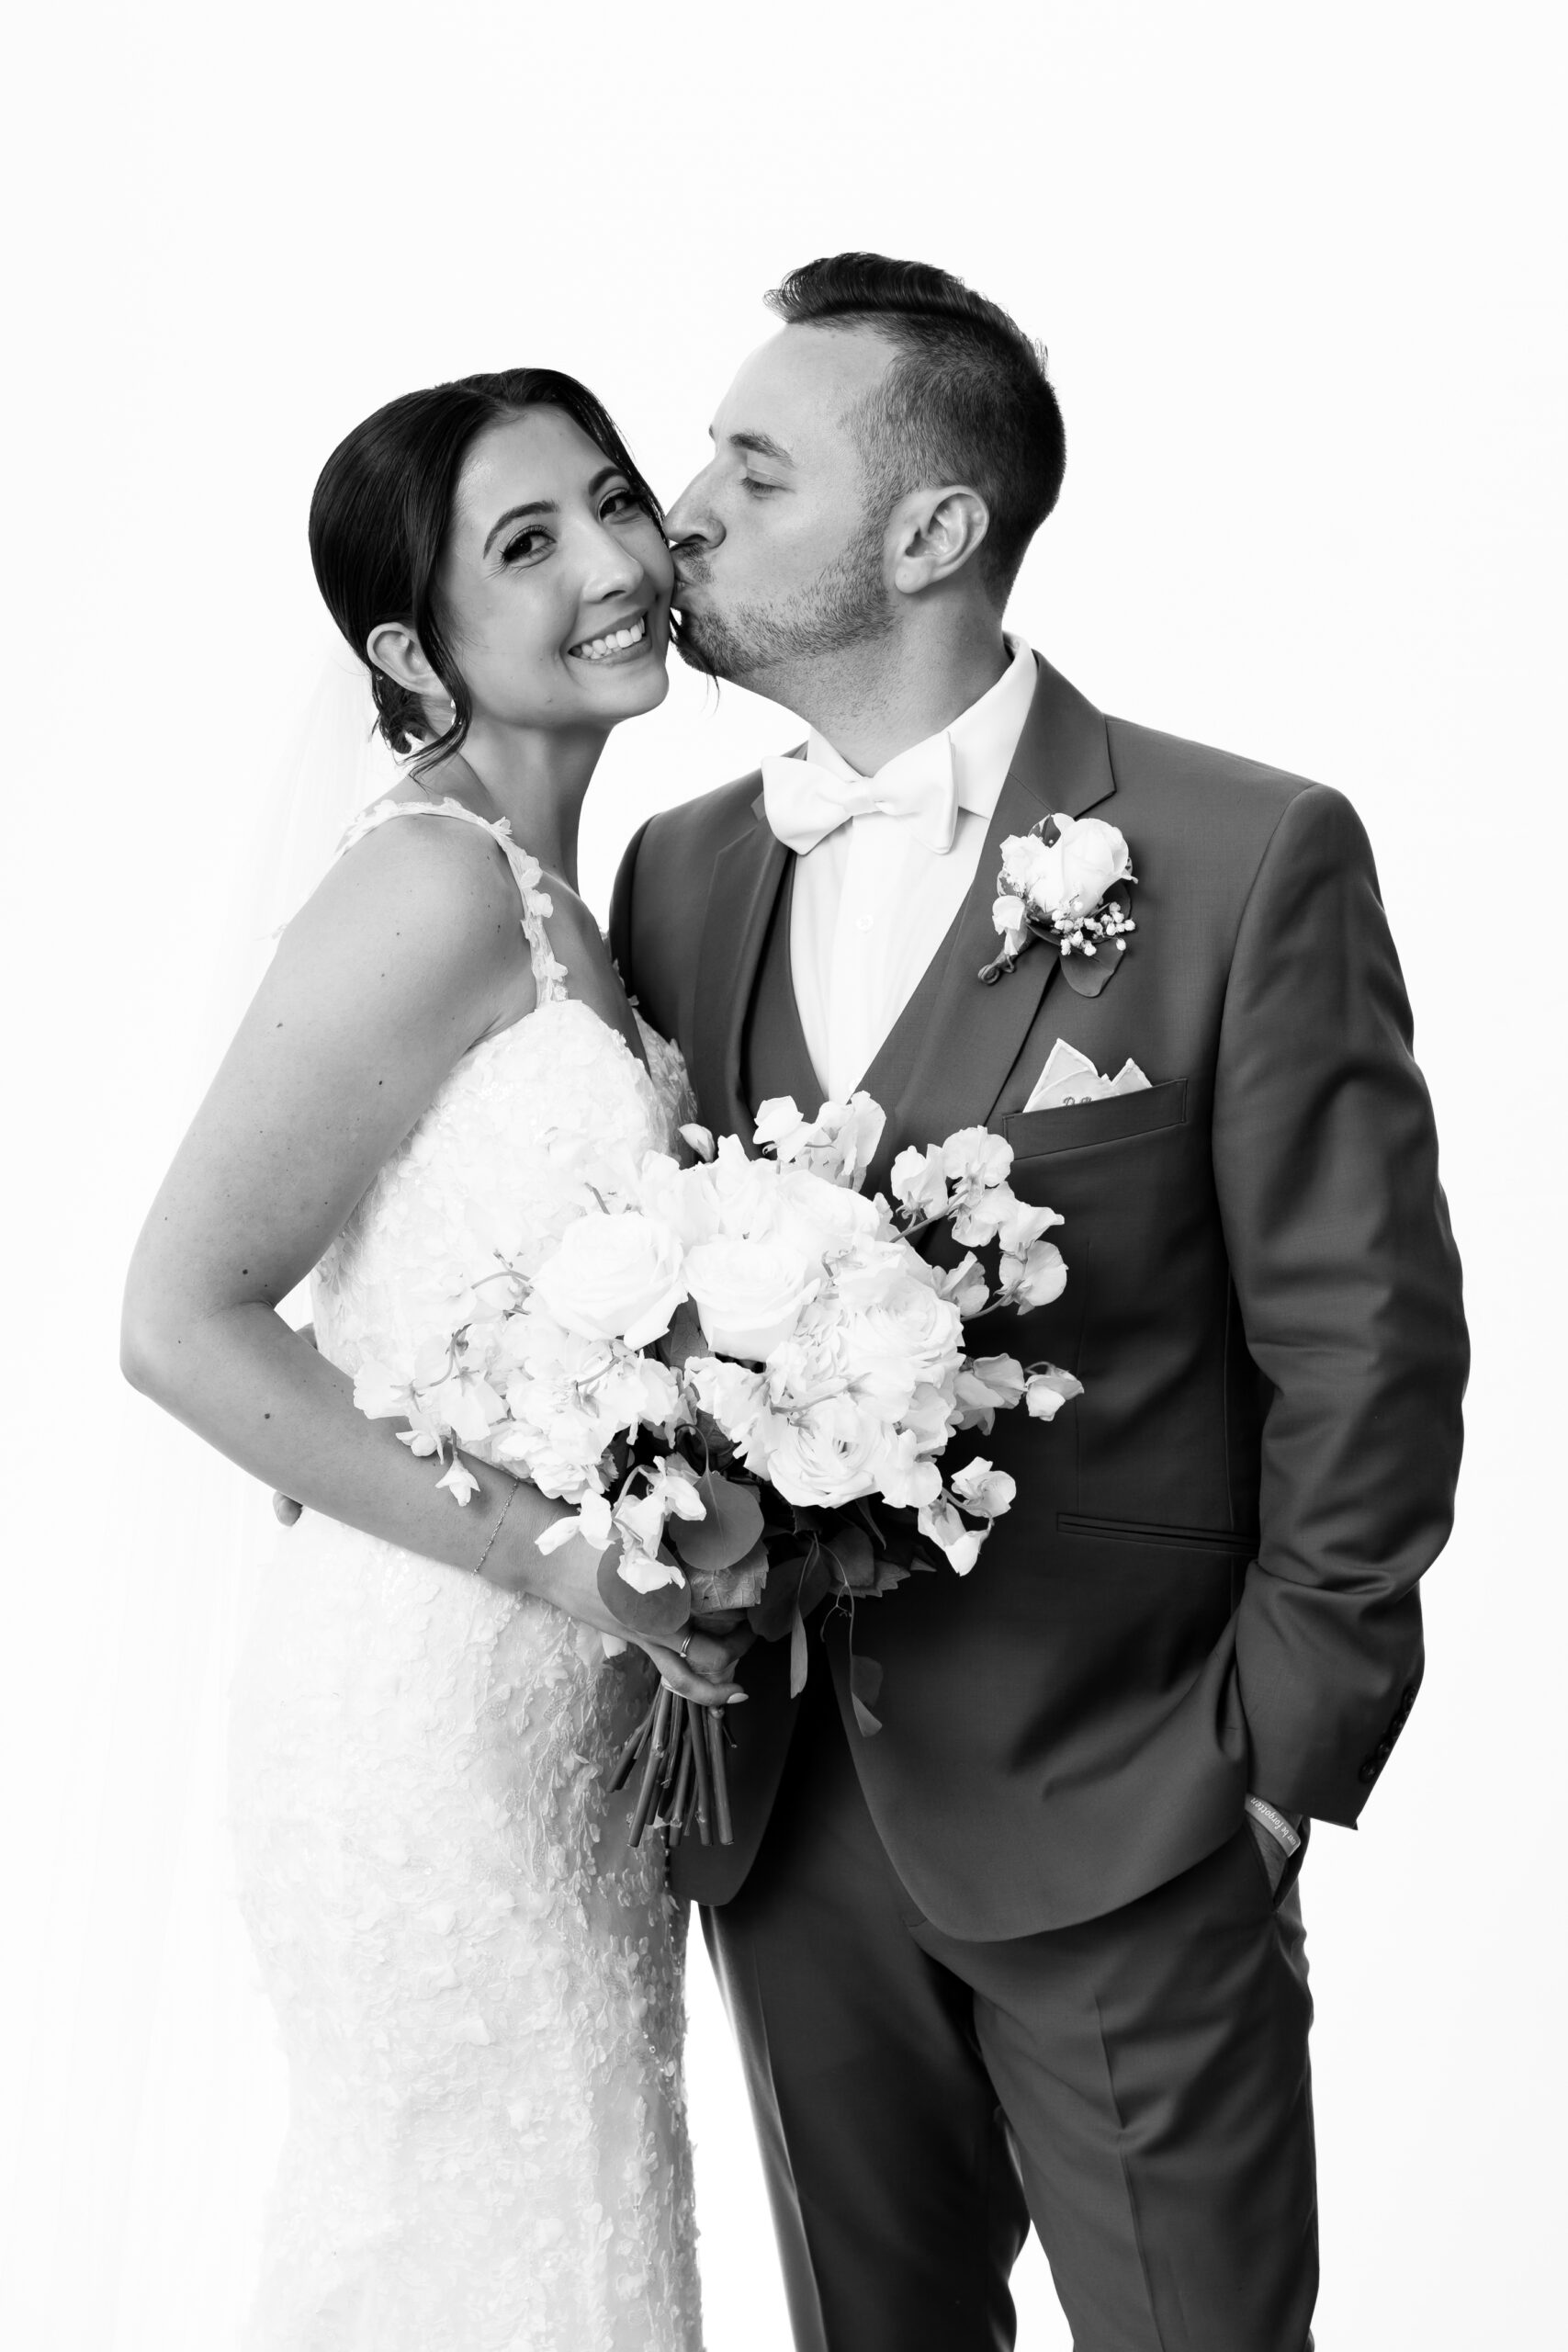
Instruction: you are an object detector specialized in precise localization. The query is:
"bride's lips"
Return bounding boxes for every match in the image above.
[566,608,655,667]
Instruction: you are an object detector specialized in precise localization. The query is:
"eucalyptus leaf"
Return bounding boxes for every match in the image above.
[750,1550,810,1641]
[596,1546,691,1643]
[668,1470,765,1575]
[824,1521,877,1593]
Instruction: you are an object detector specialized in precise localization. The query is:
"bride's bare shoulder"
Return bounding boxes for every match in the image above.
[276,800,528,1009]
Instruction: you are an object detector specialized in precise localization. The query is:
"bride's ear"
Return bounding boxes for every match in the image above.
[367,620,445,702]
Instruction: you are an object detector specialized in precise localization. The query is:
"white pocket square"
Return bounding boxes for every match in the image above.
[1022,1038,1152,1113]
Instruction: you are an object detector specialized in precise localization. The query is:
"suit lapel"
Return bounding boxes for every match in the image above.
[690,790,791,1142]
[864,654,1118,1193]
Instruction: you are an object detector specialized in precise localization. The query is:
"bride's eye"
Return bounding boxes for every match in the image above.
[601,484,640,520]
[502,527,551,564]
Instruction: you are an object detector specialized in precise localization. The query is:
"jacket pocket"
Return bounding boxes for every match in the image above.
[1056,1510,1258,1555]
[1004,1078,1188,1157]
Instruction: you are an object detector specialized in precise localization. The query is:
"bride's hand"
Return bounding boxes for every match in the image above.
[497,1518,750,1710]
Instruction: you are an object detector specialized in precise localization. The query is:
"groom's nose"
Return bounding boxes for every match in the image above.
[663,470,721,559]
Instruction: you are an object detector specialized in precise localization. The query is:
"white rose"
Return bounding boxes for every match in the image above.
[763,1315,849,1411]
[1054,813,1132,918]
[999,831,1058,899]
[683,1236,818,1363]
[760,1391,891,1510]
[531,1209,687,1350]
[840,1279,965,1412]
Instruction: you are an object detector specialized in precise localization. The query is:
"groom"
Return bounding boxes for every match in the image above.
[611,254,1467,2351]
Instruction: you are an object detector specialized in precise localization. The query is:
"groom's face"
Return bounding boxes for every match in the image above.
[666,324,897,683]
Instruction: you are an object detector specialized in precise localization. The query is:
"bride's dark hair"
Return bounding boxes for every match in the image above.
[310,368,662,772]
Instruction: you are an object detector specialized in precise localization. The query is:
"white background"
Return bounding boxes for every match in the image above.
[2,3,1562,2346]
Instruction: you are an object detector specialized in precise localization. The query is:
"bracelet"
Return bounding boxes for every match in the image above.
[1244,1794,1303,1857]
[472,1482,518,1579]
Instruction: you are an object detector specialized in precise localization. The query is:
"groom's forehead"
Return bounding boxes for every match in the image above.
[710,323,894,458]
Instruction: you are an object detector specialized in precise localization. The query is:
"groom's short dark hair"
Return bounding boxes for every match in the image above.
[766,253,1066,604]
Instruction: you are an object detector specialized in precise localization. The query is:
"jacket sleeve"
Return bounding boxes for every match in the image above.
[1213,784,1467,1824]
[608,818,651,997]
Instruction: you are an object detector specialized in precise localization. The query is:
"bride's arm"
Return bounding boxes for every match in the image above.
[121,817,741,1703]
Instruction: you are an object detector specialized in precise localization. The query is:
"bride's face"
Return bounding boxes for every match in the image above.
[437,407,674,733]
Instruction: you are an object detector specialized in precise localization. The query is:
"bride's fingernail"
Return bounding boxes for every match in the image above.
[726,1690,749,1704]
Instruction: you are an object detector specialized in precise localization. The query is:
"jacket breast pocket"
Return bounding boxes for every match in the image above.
[1004,1078,1188,1158]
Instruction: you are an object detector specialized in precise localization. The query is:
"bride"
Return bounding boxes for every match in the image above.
[120,368,746,2350]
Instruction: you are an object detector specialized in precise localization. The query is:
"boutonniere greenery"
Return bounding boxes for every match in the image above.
[978,811,1137,999]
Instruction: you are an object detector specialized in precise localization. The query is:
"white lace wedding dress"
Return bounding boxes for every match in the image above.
[229,798,704,2352]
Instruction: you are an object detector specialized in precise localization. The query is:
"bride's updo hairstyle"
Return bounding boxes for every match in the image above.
[310,368,662,772]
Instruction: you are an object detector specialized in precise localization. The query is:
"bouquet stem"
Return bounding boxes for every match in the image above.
[627,1685,675,1846]
[619,1686,735,1849]
[686,1698,714,1844]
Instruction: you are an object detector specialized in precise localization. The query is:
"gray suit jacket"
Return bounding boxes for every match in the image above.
[611,654,1467,1936]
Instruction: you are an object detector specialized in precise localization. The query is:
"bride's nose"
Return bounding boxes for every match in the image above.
[579,522,642,605]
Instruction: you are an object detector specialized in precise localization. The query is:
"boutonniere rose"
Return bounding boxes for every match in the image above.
[978,811,1137,998]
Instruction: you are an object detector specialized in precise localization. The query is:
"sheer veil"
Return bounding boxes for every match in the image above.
[233,636,408,965]
[8,646,407,2352]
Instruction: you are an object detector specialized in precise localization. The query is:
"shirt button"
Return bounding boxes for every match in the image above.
[855,913,874,933]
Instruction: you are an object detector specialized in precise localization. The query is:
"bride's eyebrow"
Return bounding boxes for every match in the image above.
[483,500,555,555]
[481,468,625,555]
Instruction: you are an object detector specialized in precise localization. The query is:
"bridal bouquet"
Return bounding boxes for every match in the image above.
[353,1093,1081,1847]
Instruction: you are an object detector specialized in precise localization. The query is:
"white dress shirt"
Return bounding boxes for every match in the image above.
[784,635,1036,1102]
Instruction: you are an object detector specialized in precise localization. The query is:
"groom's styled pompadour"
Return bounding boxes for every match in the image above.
[767,253,1066,603]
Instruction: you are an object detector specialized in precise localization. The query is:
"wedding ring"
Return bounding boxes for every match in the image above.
[677,1632,694,1661]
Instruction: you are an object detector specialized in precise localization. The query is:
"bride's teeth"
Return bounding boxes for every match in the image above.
[572,615,647,660]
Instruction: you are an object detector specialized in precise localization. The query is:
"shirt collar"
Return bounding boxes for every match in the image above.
[804,633,1035,819]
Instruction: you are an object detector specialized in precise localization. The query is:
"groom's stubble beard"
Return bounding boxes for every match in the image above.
[674,507,896,693]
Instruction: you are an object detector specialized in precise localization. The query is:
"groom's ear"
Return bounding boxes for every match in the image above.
[366,620,446,702]
[887,485,992,597]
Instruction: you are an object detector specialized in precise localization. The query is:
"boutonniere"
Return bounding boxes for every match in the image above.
[977,811,1137,998]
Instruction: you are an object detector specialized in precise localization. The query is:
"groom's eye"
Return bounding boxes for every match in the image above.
[741,476,781,497]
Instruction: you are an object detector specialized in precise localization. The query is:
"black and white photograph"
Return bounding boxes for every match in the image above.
[3,4,1561,2346]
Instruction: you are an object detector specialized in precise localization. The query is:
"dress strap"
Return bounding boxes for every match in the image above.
[335,797,568,1003]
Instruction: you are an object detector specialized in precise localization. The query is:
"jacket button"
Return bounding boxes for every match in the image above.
[1359,1758,1379,1783]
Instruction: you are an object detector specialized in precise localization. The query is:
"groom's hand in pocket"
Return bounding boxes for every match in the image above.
[1245,1797,1303,1896]
[1247,1815,1291,1895]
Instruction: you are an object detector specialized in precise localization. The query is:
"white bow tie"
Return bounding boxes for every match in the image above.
[761,735,960,856]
